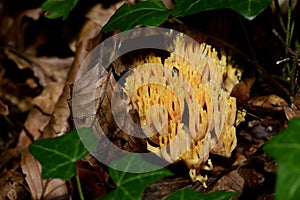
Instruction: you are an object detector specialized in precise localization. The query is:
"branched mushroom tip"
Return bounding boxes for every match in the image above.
[124,34,240,187]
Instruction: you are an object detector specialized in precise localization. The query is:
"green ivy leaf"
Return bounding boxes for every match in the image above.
[171,0,272,20]
[263,118,300,200]
[41,0,80,20]
[100,0,170,33]
[29,127,95,180]
[99,154,173,200]
[165,188,236,200]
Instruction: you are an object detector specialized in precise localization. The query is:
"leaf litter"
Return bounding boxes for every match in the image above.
[0,0,299,199]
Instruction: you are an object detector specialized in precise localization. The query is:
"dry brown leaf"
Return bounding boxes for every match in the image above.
[0,161,27,200]
[231,76,255,103]
[32,83,65,115]
[3,48,72,88]
[43,13,104,137]
[4,48,32,70]
[0,180,29,200]
[15,130,32,154]
[85,2,125,27]
[247,94,289,111]
[213,169,245,194]
[3,8,42,51]
[21,151,68,200]
[24,108,50,140]
[0,99,9,116]
[283,105,300,120]
[29,57,73,87]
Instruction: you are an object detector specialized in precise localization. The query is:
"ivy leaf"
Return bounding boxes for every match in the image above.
[100,0,170,33]
[41,0,80,20]
[171,0,272,20]
[263,118,300,200]
[165,188,236,200]
[100,154,173,200]
[29,128,95,180]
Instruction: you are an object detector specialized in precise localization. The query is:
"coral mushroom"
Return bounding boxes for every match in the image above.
[124,33,240,187]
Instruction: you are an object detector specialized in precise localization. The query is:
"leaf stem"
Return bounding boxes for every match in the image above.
[76,167,85,200]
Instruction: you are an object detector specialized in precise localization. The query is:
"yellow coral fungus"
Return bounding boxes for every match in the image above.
[124,34,239,187]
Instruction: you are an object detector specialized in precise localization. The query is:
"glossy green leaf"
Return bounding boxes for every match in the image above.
[29,128,95,180]
[100,0,170,33]
[263,118,300,200]
[41,0,80,20]
[171,0,272,20]
[100,154,173,200]
[165,188,236,200]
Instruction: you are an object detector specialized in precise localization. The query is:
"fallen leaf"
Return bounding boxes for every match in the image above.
[212,169,244,195]
[15,130,32,154]
[32,83,65,115]
[4,48,32,70]
[85,2,125,27]
[0,99,9,116]
[24,108,51,140]
[283,105,300,120]
[231,76,255,103]
[247,94,289,111]
[29,56,73,87]
[43,15,101,137]
[3,8,42,51]
[21,150,68,200]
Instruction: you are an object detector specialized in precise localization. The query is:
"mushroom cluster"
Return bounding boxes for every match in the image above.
[124,34,240,187]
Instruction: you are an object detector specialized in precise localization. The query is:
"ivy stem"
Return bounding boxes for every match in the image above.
[75,166,85,200]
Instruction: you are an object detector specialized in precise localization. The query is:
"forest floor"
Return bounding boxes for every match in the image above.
[0,0,299,199]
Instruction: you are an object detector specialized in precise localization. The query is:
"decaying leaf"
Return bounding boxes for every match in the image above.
[21,151,68,200]
[213,169,244,194]
[24,108,51,140]
[42,1,119,137]
[29,57,73,87]
[32,83,65,115]
[85,2,125,27]
[247,94,289,111]
[283,104,300,120]
[3,7,42,51]
[231,76,256,103]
